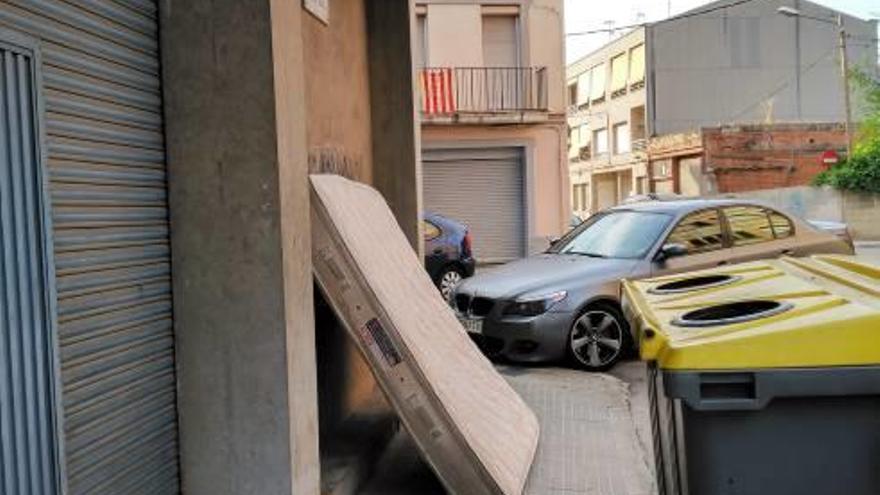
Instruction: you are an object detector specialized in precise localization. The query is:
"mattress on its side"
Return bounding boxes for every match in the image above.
[310,174,539,495]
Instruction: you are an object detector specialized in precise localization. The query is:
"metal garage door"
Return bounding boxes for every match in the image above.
[0,40,58,495]
[423,147,525,263]
[0,2,179,494]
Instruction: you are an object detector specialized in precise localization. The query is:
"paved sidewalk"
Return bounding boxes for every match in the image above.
[361,361,656,494]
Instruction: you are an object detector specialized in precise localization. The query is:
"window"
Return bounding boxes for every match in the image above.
[568,127,576,158]
[576,71,591,107]
[415,14,427,67]
[629,44,645,86]
[593,128,608,155]
[423,220,441,240]
[572,183,589,211]
[552,211,673,259]
[613,122,631,154]
[568,81,578,106]
[666,209,725,254]
[724,206,775,246]
[610,52,628,96]
[768,210,794,239]
[589,63,606,102]
[482,14,519,67]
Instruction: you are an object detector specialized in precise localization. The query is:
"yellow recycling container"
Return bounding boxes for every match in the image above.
[622,254,880,495]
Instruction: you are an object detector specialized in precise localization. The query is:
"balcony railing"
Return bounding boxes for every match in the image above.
[419,67,548,115]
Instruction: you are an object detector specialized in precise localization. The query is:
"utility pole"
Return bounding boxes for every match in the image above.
[838,14,853,158]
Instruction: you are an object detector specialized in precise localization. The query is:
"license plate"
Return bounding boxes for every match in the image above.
[459,317,483,335]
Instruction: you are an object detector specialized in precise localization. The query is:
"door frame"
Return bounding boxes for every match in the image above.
[0,26,66,494]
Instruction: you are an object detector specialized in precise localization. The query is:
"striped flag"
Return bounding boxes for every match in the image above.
[420,68,456,114]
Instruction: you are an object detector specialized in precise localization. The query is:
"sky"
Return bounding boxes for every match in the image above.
[565,0,880,63]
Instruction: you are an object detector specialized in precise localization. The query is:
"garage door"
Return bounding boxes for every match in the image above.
[0,2,179,494]
[0,41,58,495]
[423,147,525,263]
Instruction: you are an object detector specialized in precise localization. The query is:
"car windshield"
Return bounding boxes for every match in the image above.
[551,210,673,259]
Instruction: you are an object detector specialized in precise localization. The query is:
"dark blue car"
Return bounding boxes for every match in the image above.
[423,212,476,300]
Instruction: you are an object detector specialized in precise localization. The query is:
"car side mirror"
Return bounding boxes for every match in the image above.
[656,243,688,263]
[549,237,561,248]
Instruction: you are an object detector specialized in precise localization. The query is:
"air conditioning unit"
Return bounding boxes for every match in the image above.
[579,146,592,161]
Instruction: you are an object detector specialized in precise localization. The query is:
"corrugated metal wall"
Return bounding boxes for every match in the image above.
[423,147,525,263]
[0,1,179,494]
[0,41,58,495]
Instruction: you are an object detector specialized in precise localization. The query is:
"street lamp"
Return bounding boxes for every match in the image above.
[777,6,853,157]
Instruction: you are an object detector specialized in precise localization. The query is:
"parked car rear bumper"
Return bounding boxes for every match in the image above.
[461,256,476,278]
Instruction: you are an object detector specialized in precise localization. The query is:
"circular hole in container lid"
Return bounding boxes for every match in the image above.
[672,300,792,328]
[650,274,740,294]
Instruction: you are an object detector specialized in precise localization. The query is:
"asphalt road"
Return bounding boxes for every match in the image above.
[361,360,656,495]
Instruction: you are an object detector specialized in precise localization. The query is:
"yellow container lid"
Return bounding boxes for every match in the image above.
[623,255,880,370]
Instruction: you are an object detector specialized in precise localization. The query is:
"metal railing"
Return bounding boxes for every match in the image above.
[419,66,549,114]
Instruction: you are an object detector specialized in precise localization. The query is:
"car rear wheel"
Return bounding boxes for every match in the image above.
[567,303,627,371]
[437,266,463,301]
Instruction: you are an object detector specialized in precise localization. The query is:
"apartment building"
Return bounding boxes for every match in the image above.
[567,0,878,216]
[416,0,568,263]
[568,28,648,217]
[0,1,419,494]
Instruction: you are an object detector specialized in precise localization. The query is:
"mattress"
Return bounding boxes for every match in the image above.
[310,174,539,495]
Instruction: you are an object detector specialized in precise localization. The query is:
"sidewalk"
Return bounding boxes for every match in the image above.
[361,361,656,495]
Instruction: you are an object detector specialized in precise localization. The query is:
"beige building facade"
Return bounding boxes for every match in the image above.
[567,28,648,217]
[416,0,568,262]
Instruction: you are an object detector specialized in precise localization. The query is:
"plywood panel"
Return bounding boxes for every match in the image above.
[310,174,538,495]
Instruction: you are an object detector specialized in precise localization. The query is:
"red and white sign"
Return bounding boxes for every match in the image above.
[420,68,456,115]
[821,150,839,165]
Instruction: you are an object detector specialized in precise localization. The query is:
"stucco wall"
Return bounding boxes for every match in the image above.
[422,123,569,252]
[649,0,878,135]
[524,0,566,112]
[304,0,374,183]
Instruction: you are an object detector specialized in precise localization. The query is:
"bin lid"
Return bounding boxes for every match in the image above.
[623,255,880,370]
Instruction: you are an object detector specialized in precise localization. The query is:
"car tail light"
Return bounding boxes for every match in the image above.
[462,231,473,257]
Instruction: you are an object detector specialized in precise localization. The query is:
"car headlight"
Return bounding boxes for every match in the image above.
[503,291,567,317]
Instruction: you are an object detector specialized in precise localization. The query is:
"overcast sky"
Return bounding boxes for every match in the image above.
[565,0,880,63]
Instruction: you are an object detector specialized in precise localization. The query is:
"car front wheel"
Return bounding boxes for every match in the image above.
[437,266,463,301]
[567,303,627,371]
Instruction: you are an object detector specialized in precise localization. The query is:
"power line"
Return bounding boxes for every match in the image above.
[566,0,759,37]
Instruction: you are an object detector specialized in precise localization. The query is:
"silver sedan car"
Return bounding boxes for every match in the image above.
[453,199,853,371]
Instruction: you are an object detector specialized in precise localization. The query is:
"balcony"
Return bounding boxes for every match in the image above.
[419,67,549,124]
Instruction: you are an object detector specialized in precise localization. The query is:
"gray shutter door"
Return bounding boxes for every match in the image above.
[423,147,525,263]
[0,2,179,494]
[0,43,58,495]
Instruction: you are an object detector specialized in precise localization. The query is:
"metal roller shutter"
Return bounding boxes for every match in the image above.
[0,41,58,495]
[0,2,179,494]
[423,147,525,263]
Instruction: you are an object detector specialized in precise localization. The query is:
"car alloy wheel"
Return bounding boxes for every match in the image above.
[438,269,463,301]
[569,308,624,371]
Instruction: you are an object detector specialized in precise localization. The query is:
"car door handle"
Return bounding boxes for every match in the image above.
[780,249,794,256]
[717,260,728,266]
[433,248,443,255]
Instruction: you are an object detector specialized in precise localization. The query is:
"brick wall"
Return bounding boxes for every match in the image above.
[703,124,847,193]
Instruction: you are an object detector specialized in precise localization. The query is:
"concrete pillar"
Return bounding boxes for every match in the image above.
[160,1,319,494]
[366,0,422,254]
